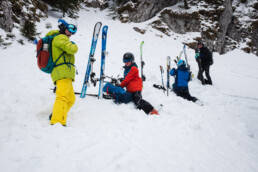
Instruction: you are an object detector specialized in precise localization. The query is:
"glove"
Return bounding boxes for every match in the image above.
[118,77,124,82]
[115,83,121,87]
[195,52,200,59]
[110,78,119,86]
[33,39,38,45]
[191,73,194,79]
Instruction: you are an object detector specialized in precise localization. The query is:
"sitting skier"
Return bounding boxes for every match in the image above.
[170,60,199,103]
[103,52,159,115]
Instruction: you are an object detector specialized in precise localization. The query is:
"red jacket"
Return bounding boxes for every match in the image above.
[120,66,142,92]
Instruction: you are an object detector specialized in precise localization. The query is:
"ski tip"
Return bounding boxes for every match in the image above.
[195,100,204,106]
[103,25,108,31]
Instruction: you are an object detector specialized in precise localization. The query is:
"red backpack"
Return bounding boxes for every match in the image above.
[36,34,64,73]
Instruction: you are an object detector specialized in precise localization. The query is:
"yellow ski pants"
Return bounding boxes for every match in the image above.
[50,78,76,125]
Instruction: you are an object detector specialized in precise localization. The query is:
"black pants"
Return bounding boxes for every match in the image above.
[132,91,154,114]
[197,64,212,85]
[173,88,197,102]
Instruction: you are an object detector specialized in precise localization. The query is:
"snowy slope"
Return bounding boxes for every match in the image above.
[0,7,258,172]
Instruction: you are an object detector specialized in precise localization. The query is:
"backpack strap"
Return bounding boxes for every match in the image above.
[51,34,77,72]
[53,52,77,72]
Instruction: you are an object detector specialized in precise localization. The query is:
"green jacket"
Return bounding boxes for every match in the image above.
[46,30,78,83]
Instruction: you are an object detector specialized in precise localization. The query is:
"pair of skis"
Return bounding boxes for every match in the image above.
[80,22,108,99]
[175,44,190,69]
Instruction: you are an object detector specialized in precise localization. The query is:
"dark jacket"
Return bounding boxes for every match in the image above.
[199,46,213,66]
[120,63,142,92]
[170,65,191,91]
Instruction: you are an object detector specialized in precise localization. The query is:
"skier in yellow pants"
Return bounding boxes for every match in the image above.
[51,79,76,126]
[47,19,78,126]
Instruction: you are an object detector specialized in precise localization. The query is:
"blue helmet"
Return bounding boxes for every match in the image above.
[177,59,186,67]
[58,19,77,34]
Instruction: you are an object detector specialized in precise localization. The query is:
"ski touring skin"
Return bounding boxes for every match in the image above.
[98,25,108,99]
[81,22,102,98]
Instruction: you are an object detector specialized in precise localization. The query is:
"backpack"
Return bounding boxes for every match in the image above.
[36,33,64,73]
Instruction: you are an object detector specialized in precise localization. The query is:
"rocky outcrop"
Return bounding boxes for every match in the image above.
[215,0,233,54]
[159,9,200,34]
[251,20,258,56]
[0,0,47,46]
[116,0,178,23]
[84,0,108,9]
[0,0,14,32]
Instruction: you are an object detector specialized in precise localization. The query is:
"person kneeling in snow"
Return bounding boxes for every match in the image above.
[170,60,199,103]
[103,52,159,115]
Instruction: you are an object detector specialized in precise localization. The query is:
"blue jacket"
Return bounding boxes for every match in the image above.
[170,65,191,90]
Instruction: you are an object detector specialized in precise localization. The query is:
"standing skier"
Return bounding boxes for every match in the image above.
[170,60,199,103]
[104,52,159,115]
[48,19,78,126]
[195,41,213,85]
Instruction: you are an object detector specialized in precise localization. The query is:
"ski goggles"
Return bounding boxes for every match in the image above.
[67,24,77,34]
[123,58,132,63]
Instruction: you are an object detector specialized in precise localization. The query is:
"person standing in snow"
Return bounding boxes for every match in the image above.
[103,52,159,115]
[170,60,199,103]
[195,41,213,85]
[48,19,78,126]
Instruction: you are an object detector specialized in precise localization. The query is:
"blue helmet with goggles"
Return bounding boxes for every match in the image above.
[58,19,77,35]
[177,59,186,67]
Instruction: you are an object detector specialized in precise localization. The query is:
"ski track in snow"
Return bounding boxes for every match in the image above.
[0,7,258,172]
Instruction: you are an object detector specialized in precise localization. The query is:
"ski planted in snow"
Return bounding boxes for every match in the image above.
[98,25,108,99]
[166,56,171,96]
[160,65,165,93]
[140,41,146,81]
[183,44,190,69]
[175,48,184,64]
[153,65,166,92]
[80,22,102,98]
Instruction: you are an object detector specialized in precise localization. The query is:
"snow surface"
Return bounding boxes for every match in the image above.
[0,7,258,172]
